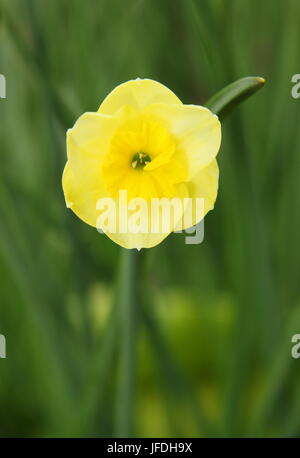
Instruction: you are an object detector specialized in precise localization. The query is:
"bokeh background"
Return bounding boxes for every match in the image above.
[1,0,300,438]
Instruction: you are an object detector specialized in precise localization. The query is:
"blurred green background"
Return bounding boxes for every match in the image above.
[1,0,300,438]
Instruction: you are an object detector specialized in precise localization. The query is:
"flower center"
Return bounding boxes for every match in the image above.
[131,152,151,169]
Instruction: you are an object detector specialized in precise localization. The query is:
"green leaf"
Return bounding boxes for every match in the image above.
[205,76,266,120]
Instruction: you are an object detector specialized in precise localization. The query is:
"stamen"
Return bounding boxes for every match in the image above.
[131,152,151,169]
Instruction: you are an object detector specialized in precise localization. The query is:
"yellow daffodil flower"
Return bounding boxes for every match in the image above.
[62,78,221,249]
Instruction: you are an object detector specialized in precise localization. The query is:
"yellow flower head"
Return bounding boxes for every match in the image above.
[62,79,221,249]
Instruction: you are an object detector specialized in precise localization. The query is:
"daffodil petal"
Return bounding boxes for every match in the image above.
[143,103,221,179]
[180,159,219,230]
[67,105,138,165]
[62,161,107,227]
[104,230,170,250]
[68,112,114,160]
[98,78,182,115]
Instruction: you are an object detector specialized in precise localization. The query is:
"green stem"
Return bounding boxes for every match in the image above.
[114,248,143,437]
